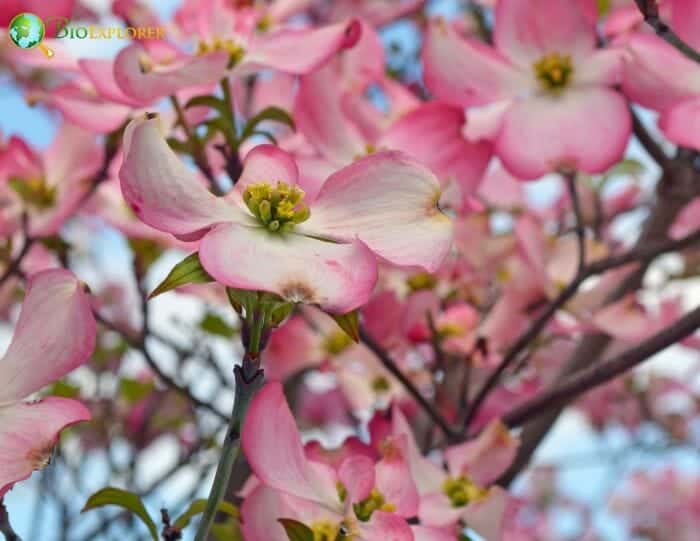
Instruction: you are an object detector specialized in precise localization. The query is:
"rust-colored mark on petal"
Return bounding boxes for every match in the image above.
[280,280,316,304]
[138,54,153,74]
[27,443,53,471]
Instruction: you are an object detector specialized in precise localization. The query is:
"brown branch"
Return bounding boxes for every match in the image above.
[461,223,700,433]
[565,171,587,275]
[468,1,492,43]
[94,311,228,422]
[634,0,700,64]
[359,326,458,439]
[169,96,221,195]
[632,109,671,170]
[501,304,700,428]
[498,157,699,485]
[77,126,122,208]
[0,231,33,287]
[0,500,21,541]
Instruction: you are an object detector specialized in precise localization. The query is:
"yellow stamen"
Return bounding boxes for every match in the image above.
[534,52,574,91]
[323,330,353,356]
[196,38,245,68]
[243,181,310,233]
[442,476,488,507]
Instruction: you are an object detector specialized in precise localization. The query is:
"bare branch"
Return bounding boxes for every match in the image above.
[0,499,21,541]
[360,326,458,440]
[461,221,700,434]
[634,0,700,63]
[501,304,700,429]
[565,171,587,275]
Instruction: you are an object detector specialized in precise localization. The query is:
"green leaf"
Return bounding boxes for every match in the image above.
[199,312,236,338]
[82,488,158,541]
[596,0,611,16]
[166,137,191,154]
[211,518,243,541]
[226,288,259,314]
[201,117,238,150]
[47,380,80,399]
[129,238,164,276]
[8,177,56,209]
[606,158,645,178]
[241,106,295,142]
[331,310,360,343]
[185,95,231,119]
[173,499,239,531]
[40,235,71,258]
[269,301,294,327]
[278,519,314,541]
[149,252,213,299]
[118,378,156,404]
[248,129,278,145]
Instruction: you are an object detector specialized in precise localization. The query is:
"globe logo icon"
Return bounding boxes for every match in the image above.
[8,12,45,50]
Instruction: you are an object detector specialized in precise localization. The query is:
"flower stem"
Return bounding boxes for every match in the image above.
[194,309,267,541]
[168,95,220,195]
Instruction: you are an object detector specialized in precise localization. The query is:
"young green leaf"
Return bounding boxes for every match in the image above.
[240,106,295,142]
[118,378,156,404]
[199,312,237,338]
[278,518,314,541]
[82,488,158,541]
[331,310,360,343]
[185,95,232,120]
[173,499,239,531]
[149,252,213,299]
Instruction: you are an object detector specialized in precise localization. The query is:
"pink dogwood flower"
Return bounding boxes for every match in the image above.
[423,0,631,180]
[0,123,103,237]
[119,113,453,313]
[0,269,96,496]
[241,382,417,540]
[113,0,361,103]
[619,0,700,150]
[383,407,518,540]
[294,64,492,208]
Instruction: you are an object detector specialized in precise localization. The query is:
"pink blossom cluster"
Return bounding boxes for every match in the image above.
[0,0,699,540]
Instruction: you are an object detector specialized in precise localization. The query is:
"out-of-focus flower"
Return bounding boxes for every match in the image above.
[0,269,95,496]
[620,0,700,150]
[112,0,361,104]
[423,0,631,180]
[0,123,103,237]
[241,382,417,540]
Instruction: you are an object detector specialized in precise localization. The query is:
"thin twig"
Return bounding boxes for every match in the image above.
[94,311,228,421]
[631,109,671,170]
[0,499,21,541]
[634,0,700,64]
[0,233,33,287]
[461,225,700,433]
[565,171,587,275]
[169,95,221,195]
[359,326,458,439]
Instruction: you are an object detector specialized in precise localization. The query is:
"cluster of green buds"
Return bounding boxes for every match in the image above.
[534,52,574,91]
[322,329,354,356]
[196,37,246,68]
[8,177,56,209]
[442,476,488,508]
[243,181,311,233]
[406,271,437,292]
[352,488,396,522]
[309,521,343,541]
